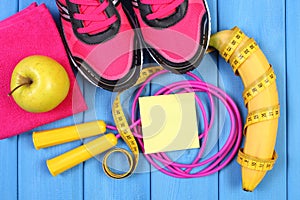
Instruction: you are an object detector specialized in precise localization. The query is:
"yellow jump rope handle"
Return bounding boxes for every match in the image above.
[33,67,163,179]
[46,133,118,176]
[32,120,106,150]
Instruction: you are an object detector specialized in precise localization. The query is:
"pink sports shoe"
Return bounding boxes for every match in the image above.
[133,0,210,73]
[56,0,142,91]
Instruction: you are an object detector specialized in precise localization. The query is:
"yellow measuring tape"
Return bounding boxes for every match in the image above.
[244,105,280,134]
[219,27,279,172]
[237,149,278,171]
[102,66,163,178]
[221,27,245,62]
[243,67,277,105]
[230,39,259,74]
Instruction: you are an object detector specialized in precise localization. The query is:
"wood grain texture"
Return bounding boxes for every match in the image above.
[0,137,17,200]
[0,0,18,21]
[0,1,19,200]
[286,0,300,199]
[217,0,287,199]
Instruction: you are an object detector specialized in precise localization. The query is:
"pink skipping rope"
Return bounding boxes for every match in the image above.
[107,69,243,178]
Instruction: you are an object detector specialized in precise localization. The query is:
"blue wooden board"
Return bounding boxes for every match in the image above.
[0,2,20,200]
[0,0,296,199]
[286,0,300,199]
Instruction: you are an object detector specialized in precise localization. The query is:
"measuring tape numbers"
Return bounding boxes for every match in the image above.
[243,67,277,105]
[221,27,245,62]
[230,39,259,74]
[237,148,278,171]
[244,105,280,133]
[102,66,163,178]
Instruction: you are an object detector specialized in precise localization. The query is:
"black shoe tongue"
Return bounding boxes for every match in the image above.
[150,3,176,19]
[138,0,188,28]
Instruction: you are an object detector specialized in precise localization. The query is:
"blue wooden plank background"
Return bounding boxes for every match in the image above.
[0,0,296,199]
[0,2,21,200]
[286,0,300,199]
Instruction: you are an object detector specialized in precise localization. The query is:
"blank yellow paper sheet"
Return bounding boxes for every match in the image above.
[139,93,199,154]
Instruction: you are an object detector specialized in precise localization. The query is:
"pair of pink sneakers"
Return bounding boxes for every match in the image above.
[56,0,210,91]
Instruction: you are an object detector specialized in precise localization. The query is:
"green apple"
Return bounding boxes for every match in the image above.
[9,55,70,113]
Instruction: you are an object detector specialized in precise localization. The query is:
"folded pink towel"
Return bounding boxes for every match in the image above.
[0,3,87,139]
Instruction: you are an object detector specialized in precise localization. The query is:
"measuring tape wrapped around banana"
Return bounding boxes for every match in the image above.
[209,27,280,191]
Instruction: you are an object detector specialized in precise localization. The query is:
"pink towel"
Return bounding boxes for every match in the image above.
[0,3,87,139]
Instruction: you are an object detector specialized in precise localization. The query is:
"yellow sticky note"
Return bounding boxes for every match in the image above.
[139,93,199,154]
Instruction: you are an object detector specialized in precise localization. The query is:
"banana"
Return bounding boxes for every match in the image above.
[209,27,280,191]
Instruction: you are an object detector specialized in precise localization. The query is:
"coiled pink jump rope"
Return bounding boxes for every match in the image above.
[107,69,243,178]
